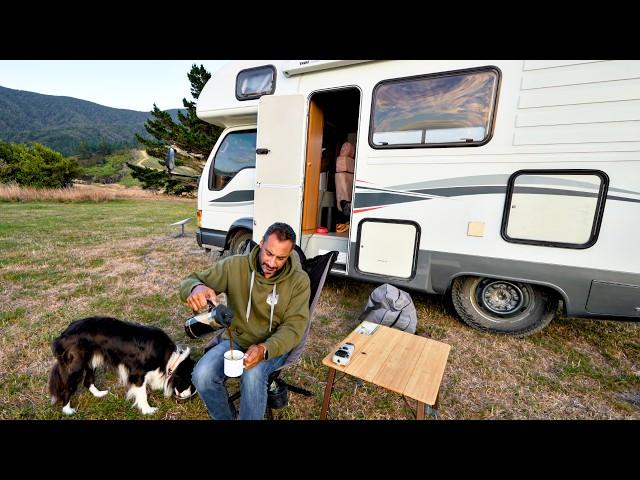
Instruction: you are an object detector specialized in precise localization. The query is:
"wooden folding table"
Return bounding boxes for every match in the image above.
[320,323,451,419]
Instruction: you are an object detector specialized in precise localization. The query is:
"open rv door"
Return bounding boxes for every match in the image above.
[253,95,307,243]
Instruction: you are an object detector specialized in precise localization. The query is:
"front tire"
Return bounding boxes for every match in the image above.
[222,229,253,258]
[451,276,557,337]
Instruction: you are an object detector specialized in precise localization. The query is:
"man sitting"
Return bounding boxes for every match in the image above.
[180,222,310,420]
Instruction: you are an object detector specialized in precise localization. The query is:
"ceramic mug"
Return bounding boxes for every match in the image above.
[224,349,244,377]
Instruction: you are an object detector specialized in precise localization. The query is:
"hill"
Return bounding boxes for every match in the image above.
[0,85,183,156]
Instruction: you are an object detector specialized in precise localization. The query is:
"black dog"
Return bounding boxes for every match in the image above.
[49,316,196,415]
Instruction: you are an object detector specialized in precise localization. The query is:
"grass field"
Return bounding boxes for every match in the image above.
[1,196,639,420]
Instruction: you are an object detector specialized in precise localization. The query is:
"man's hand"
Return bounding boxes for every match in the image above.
[243,343,267,370]
[187,285,217,311]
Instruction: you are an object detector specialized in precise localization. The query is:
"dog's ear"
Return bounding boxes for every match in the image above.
[62,350,74,364]
[49,362,64,404]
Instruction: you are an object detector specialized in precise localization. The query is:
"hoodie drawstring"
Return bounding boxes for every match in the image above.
[245,269,255,323]
[269,283,276,333]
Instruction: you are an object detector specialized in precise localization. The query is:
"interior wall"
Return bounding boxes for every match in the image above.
[302,99,324,234]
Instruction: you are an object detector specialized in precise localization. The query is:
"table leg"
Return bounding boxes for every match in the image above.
[416,400,426,420]
[421,392,440,419]
[320,367,337,420]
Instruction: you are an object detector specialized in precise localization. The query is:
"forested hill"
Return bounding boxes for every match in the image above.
[0,85,183,156]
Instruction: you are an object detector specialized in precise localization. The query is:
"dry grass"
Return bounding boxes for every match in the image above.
[1,199,639,420]
[0,182,190,202]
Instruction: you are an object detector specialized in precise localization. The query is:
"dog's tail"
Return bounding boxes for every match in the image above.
[48,360,64,405]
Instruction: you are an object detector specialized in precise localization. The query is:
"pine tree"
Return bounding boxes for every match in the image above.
[131,64,223,191]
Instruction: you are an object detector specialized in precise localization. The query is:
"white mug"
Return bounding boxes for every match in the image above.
[224,349,244,377]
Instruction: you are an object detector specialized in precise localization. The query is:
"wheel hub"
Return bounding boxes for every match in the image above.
[479,281,524,315]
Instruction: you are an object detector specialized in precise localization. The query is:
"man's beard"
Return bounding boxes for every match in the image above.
[260,251,277,276]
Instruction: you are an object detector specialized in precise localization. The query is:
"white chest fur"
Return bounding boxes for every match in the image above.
[145,368,165,391]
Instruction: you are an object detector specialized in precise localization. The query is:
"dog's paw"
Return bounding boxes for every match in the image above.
[89,384,109,398]
[62,404,76,415]
[140,406,158,415]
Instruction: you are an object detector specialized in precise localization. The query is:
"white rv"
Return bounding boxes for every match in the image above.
[193,60,640,336]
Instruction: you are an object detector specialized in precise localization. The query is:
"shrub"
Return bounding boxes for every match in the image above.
[0,141,80,188]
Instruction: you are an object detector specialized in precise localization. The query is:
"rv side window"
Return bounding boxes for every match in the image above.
[370,67,500,148]
[235,65,276,101]
[501,170,609,249]
[209,130,257,191]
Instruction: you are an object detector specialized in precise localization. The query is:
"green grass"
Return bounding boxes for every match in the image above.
[0,308,27,328]
[1,198,639,420]
[118,173,142,187]
[0,197,211,420]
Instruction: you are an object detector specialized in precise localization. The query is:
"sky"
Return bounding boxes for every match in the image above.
[0,60,229,112]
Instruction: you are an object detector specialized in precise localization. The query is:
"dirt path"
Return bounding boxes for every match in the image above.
[134,149,150,167]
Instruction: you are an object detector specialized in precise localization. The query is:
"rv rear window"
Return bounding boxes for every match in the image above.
[236,65,276,101]
[370,67,500,148]
[501,170,609,249]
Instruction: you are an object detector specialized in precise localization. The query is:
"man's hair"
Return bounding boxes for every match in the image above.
[262,222,296,245]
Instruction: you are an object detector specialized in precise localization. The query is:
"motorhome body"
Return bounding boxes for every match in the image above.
[193,60,640,336]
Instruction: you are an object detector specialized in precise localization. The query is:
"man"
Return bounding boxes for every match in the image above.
[180,222,310,420]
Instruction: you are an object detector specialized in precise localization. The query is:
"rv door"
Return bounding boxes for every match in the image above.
[253,95,307,242]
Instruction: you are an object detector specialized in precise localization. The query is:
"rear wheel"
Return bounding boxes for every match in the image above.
[451,276,557,337]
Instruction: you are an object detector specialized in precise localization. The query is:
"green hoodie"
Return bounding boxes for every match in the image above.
[179,246,310,359]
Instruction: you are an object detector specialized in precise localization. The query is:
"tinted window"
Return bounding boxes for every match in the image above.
[209,130,257,191]
[371,68,499,148]
[236,65,276,101]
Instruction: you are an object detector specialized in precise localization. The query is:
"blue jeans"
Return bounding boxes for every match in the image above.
[192,339,289,420]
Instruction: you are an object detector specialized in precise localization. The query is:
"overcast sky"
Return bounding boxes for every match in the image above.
[0,60,229,112]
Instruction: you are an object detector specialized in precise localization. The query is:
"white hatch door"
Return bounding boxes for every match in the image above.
[357,220,419,278]
[253,95,307,243]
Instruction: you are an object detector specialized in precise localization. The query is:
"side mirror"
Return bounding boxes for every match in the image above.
[165,147,176,172]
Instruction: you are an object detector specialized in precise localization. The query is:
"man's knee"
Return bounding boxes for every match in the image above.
[242,363,270,389]
[191,361,208,388]
[192,351,224,387]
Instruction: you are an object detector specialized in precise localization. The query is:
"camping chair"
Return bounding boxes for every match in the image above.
[203,239,338,419]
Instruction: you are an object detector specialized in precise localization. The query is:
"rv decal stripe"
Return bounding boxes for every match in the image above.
[208,190,254,203]
[353,192,426,209]
[412,186,506,197]
[512,187,598,198]
[607,195,640,204]
[386,175,509,192]
[354,185,640,209]
[386,174,640,196]
[512,187,639,203]
[356,185,440,199]
[353,206,384,214]
[353,185,506,209]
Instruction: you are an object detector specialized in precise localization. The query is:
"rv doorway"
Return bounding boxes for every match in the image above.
[300,87,361,273]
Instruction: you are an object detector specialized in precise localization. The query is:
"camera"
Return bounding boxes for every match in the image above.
[332,342,355,366]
